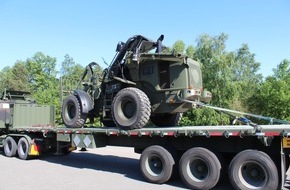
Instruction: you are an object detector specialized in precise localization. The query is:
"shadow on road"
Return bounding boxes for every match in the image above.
[0,148,234,189]
[39,150,188,189]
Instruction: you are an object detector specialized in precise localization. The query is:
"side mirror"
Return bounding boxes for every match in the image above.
[116,41,125,52]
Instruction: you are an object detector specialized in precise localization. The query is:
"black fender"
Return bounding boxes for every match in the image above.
[73,90,94,114]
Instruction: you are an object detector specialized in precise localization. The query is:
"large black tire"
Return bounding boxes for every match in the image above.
[62,95,87,128]
[3,136,17,157]
[229,150,278,190]
[140,145,175,184]
[179,147,221,190]
[17,137,30,160]
[150,113,182,127]
[112,87,151,130]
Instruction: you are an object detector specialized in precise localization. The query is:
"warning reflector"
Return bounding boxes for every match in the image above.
[283,138,290,148]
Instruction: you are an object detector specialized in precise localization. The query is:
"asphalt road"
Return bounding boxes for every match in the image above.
[0,146,289,190]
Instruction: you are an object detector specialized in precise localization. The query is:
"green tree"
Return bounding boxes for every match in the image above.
[186,45,195,59]
[25,52,61,121]
[26,52,58,92]
[249,59,290,121]
[180,107,229,126]
[193,33,233,107]
[0,61,30,93]
[233,44,262,111]
[60,54,84,93]
[61,54,84,78]
[171,40,185,54]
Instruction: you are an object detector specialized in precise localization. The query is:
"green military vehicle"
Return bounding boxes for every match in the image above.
[0,90,55,130]
[61,35,211,129]
[0,89,55,159]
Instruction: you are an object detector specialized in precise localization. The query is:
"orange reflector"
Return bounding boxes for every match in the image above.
[69,147,77,152]
[29,144,40,156]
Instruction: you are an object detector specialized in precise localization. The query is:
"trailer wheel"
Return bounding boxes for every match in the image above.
[229,150,278,190]
[3,136,17,157]
[62,95,87,128]
[17,137,30,160]
[112,87,151,130]
[150,113,182,127]
[179,147,221,190]
[140,145,175,184]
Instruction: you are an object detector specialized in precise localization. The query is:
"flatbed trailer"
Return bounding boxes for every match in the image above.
[1,123,290,190]
[1,90,290,190]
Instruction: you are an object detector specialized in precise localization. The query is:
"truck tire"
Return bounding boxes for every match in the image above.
[17,137,30,160]
[112,87,151,130]
[3,136,17,157]
[229,149,278,190]
[140,145,175,184]
[179,147,221,190]
[150,113,182,127]
[62,95,87,128]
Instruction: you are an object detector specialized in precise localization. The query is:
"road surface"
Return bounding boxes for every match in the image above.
[0,146,289,190]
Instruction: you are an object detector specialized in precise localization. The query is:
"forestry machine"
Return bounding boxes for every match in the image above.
[61,35,211,129]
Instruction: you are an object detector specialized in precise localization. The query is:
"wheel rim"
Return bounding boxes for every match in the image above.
[119,98,136,120]
[4,140,12,153]
[19,140,28,155]
[66,101,76,120]
[186,158,209,182]
[145,155,163,176]
[239,161,267,188]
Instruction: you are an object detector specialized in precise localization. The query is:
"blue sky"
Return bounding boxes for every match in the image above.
[0,0,289,77]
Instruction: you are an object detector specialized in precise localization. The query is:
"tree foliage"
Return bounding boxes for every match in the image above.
[180,108,230,126]
[249,59,290,120]
[60,54,84,94]
[25,52,59,104]
[172,40,185,54]
[0,61,30,93]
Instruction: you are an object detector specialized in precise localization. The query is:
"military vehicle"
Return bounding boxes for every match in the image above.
[0,89,55,159]
[0,89,55,130]
[61,35,211,129]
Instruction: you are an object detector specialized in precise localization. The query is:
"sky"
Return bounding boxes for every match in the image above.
[0,0,289,77]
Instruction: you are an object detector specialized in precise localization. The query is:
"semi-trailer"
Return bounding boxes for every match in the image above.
[1,89,290,190]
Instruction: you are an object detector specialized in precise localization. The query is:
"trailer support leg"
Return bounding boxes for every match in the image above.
[54,141,63,155]
[281,139,286,189]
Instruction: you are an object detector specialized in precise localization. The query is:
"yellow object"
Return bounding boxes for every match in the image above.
[29,144,40,156]
[69,147,77,152]
[283,138,290,148]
